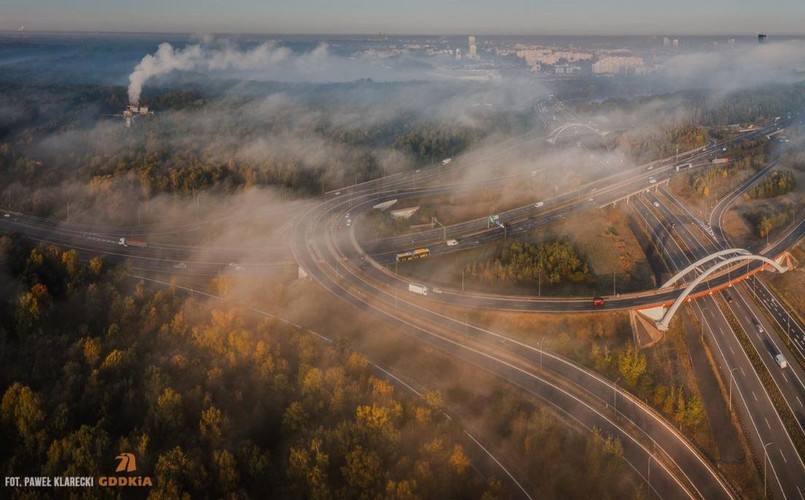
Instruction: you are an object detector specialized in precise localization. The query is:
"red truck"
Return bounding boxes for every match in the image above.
[118,237,147,248]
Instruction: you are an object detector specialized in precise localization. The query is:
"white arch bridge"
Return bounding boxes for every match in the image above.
[639,249,788,331]
[547,123,609,144]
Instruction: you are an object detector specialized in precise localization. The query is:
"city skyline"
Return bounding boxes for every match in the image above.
[2,0,805,36]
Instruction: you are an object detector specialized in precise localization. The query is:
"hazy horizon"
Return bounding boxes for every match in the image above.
[3,29,805,38]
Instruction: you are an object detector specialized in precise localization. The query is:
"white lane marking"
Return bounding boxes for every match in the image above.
[765,417,771,430]
[729,345,735,354]
[740,366,746,376]
[782,373,789,384]
[780,449,788,464]
[797,396,803,407]
[797,485,803,499]
[753,391,759,402]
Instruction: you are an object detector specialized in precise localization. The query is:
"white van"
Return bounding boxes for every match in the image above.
[775,354,788,369]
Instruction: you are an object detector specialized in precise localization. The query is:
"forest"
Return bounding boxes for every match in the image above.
[745,204,798,238]
[748,170,796,199]
[0,80,535,220]
[0,234,508,498]
[464,240,592,285]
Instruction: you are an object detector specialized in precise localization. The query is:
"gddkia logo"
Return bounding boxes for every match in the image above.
[98,453,152,487]
[115,453,137,473]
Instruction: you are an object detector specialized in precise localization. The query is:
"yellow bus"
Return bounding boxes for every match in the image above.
[395,248,430,263]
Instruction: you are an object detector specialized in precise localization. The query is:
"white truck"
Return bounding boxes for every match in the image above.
[408,283,428,296]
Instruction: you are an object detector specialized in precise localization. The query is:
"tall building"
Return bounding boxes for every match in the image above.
[758,33,767,44]
[672,39,679,48]
[663,37,671,49]
[455,48,462,61]
[468,35,477,60]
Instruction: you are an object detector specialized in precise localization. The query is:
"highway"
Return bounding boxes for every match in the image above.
[639,185,805,499]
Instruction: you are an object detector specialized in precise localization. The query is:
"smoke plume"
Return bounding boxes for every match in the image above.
[128,41,299,105]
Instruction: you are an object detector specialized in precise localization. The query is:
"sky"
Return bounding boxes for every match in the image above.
[2,0,804,35]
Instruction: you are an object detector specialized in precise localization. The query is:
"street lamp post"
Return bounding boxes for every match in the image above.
[763,441,774,499]
[613,271,616,296]
[647,454,651,497]
[538,340,543,371]
[729,367,739,411]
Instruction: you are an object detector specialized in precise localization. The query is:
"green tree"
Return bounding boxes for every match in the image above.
[1,383,45,448]
[618,343,647,388]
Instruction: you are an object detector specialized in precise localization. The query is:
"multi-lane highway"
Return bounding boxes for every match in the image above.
[640,182,805,499]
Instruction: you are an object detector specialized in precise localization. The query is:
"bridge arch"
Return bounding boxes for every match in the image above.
[661,248,753,289]
[548,123,606,143]
[656,255,787,331]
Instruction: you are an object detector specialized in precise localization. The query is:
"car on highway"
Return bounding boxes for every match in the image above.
[2,213,9,218]
[534,201,544,208]
[593,297,605,307]
[724,292,733,303]
[649,177,657,184]
[446,239,459,246]
[432,287,444,294]
[653,201,660,207]
[775,354,788,369]
[751,317,765,333]
[173,262,187,269]
[228,262,245,271]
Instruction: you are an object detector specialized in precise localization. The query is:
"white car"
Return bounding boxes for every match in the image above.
[653,201,660,208]
[173,262,187,269]
[446,239,459,246]
[649,177,657,184]
[534,201,544,208]
[228,262,245,271]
